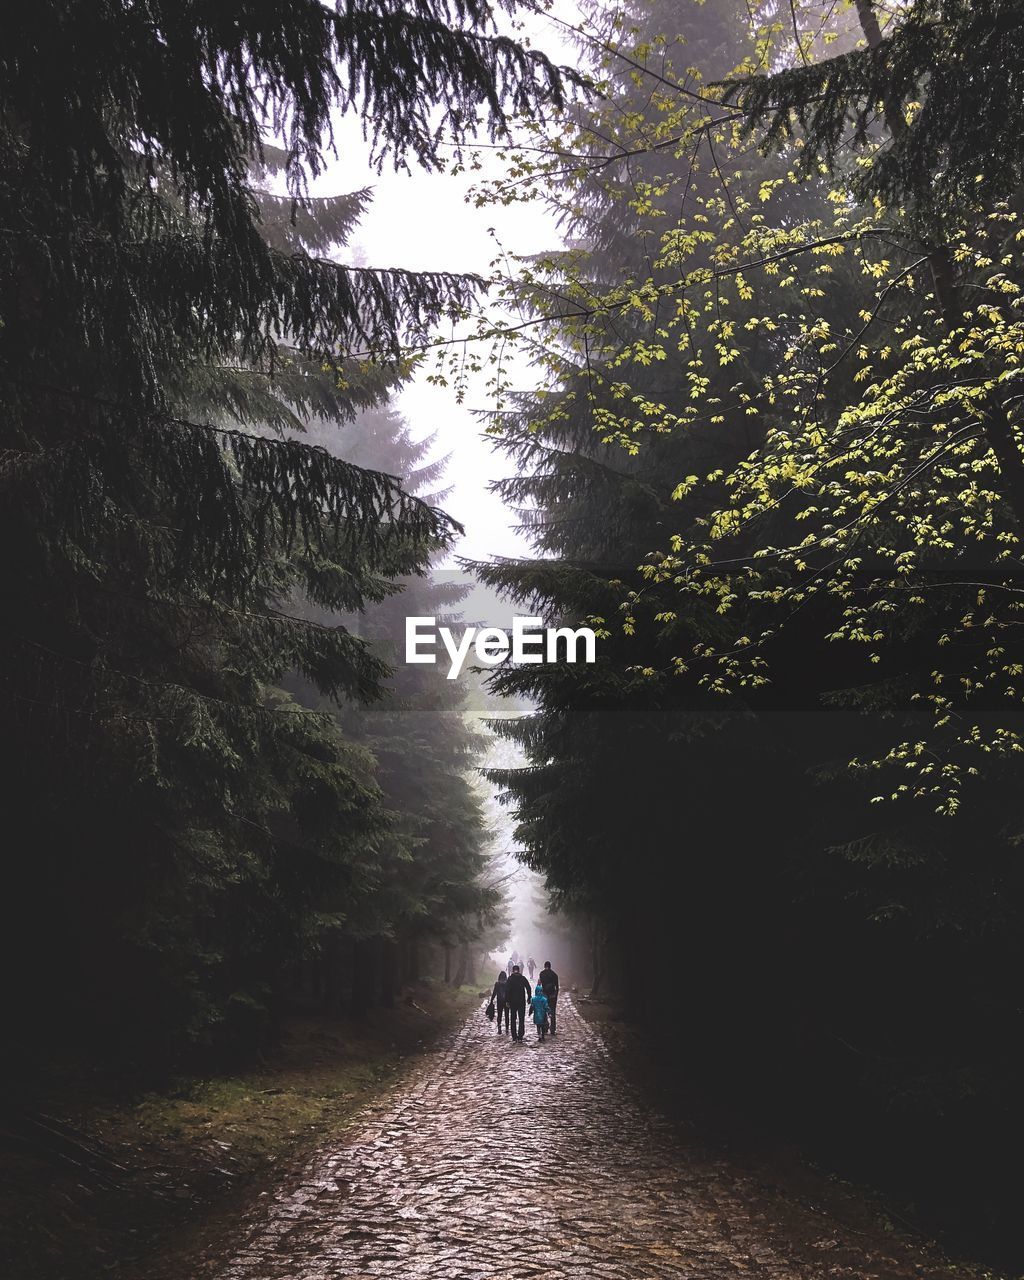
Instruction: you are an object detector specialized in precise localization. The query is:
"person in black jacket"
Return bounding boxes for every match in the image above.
[538,961,559,1035]
[489,970,510,1034]
[504,965,532,1042]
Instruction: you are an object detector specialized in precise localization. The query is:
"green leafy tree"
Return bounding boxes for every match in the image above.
[472,0,1024,1255]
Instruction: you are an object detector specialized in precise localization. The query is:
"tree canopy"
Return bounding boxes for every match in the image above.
[0,0,572,1064]
[471,0,1024,1256]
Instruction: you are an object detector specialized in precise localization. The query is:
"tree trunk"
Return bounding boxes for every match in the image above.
[853,0,883,49]
[381,940,397,1009]
[323,932,345,1020]
[406,937,420,984]
[443,943,452,985]
[452,943,468,988]
[350,938,376,1020]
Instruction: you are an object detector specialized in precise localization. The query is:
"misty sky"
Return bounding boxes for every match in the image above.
[313,6,582,946]
[316,5,578,567]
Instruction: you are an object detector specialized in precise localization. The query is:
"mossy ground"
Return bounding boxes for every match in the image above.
[0,982,480,1278]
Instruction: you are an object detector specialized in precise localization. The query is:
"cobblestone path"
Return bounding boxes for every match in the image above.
[203,997,961,1280]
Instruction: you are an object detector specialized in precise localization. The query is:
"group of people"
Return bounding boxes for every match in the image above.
[487,960,559,1043]
[505,949,538,982]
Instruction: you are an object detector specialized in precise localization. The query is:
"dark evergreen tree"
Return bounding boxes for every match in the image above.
[0,0,574,1065]
[287,405,503,1006]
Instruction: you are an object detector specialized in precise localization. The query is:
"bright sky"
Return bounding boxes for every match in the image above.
[325,98,562,898]
[315,6,584,935]
[354,169,554,566]
[316,5,580,567]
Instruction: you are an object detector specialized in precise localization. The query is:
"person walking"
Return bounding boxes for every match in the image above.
[538,961,559,1035]
[531,982,550,1040]
[488,970,510,1034]
[505,964,532,1043]
[526,956,536,981]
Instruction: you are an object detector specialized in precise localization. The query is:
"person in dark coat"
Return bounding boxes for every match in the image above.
[538,961,559,1034]
[489,970,510,1034]
[504,964,532,1042]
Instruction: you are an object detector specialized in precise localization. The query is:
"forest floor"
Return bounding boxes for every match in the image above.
[124,992,1006,1280]
[0,982,478,1279]
[573,997,1009,1280]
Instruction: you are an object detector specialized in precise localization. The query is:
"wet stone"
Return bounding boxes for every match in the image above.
[199,999,960,1280]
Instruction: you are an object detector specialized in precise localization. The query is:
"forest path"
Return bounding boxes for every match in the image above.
[198,996,963,1280]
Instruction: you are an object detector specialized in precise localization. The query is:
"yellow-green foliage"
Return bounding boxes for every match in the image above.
[466,0,1024,813]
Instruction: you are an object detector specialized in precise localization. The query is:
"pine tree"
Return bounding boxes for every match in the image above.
[0,0,575,1064]
[287,405,502,1006]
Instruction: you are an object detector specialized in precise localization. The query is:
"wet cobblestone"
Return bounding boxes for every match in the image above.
[202,998,961,1280]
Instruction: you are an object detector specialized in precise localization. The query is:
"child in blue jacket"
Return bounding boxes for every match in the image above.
[531,983,550,1039]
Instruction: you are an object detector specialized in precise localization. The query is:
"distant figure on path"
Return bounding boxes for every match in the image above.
[489,970,510,1034]
[531,983,550,1040]
[526,956,536,981]
[505,964,532,1043]
[538,961,559,1035]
